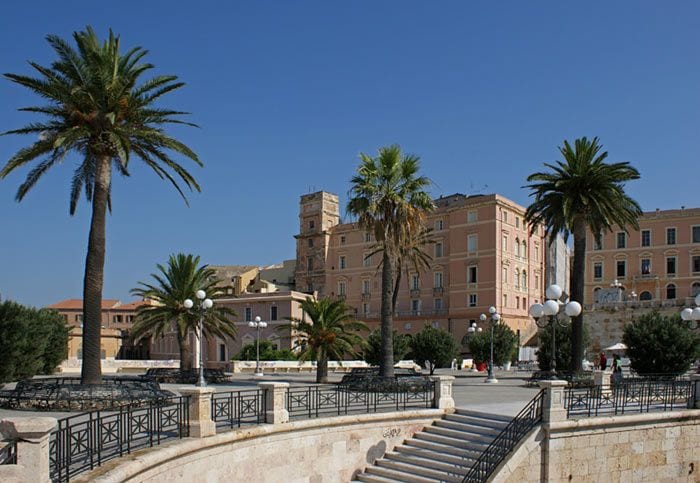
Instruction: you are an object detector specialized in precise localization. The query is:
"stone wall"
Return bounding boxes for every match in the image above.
[493,410,700,482]
[76,410,443,483]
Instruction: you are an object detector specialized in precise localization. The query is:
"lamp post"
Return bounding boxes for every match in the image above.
[680,294,700,329]
[467,321,481,372]
[611,279,623,302]
[480,306,500,384]
[183,290,214,387]
[528,284,582,380]
[248,316,268,376]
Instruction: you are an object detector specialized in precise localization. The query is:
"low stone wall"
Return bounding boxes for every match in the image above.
[75,410,443,483]
[493,410,700,482]
[58,358,179,374]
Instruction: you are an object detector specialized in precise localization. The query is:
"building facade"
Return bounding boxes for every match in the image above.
[295,191,547,353]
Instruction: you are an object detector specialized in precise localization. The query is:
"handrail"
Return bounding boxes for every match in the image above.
[462,390,545,483]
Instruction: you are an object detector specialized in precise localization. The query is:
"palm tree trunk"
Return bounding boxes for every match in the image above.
[392,265,402,314]
[178,331,193,371]
[380,250,395,378]
[570,219,587,372]
[80,155,111,385]
[317,351,329,383]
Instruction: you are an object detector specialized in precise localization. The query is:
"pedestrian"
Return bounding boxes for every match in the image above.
[599,352,607,371]
[612,354,623,383]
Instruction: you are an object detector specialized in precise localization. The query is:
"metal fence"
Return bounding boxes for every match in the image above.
[211,389,266,429]
[0,441,17,465]
[462,390,544,483]
[565,379,694,418]
[49,396,189,482]
[286,380,435,420]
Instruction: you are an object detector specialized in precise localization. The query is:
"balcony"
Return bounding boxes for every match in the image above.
[359,308,449,319]
[433,287,444,296]
[633,273,658,281]
[361,292,371,301]
[410,289,421,297]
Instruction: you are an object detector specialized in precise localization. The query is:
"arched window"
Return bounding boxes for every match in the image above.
[666,284,676,300]
[639,291,653,301]
[502,267,508,284]
[514,269,520,288]
[515,238,520,257]
[692,282,700,297]
[522,271,527,290]
[522,241,527,259]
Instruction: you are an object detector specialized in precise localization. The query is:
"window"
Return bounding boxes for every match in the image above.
[535,274,540,289]
[338,281,346,296]
[502,267,508,284]
[270,306,278,321]
[666,257,676,275]
[468,266,478,284]
[362,279,371,294]
[503,294,508,307]
[76,314,83,323]
[535,245,540,261]
[515,217,520,229]
[616,260,626,278]
[641,258,651,275]
[667,228,676,245]
[339,256,346,270]
[113,315,123,324]
[364,232,371,243]
[639,291,653,301]
[219,343,227,362]
[411,274,420,290]
[522,271,527,289]
[522,242,527,258]
[309,220,315,229]
[435,219,444,231]
[693,256,700,273]
[363,253,371,267]
[641,230,651,247]
[594,262,603,280]
[593,237,602,250]
[514,269,520,288]
[362,303,369,315]
[434,298,443,310]
[515,238,520,257]
[666,284,676,300]
[468,234,478,253]
[307,257,313,271]
[307,238,313,248]
[692,282,700,297]
[434,272,443,288]
[502,235,508,252]
[616,232,626,249]
[502,211,508,223]
[693,226,700,243]
[340,235,346,244]
[467,210,477,223]
[411,299,421,314]
[516,296,520,309]
[468,294,477,307]
[244,308,252,322]
[435,242,443,258]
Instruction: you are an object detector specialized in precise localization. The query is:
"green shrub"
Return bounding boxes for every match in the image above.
[234,341,298,361]
[410,326,458,375]
[536,321,589,372]
[623,312,700,375]
[362,329,411,366]
[468,324,518,366]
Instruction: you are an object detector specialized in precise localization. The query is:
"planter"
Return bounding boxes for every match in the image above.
[476,361,487,372]
[503,361,512,371]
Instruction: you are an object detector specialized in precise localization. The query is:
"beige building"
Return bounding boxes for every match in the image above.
[295,191,547,353]
[209,265,260,296]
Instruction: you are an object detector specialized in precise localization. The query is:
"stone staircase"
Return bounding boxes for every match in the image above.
[353,409,511,482]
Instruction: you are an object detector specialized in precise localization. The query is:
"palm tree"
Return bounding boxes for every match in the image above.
[347,145,434,377]
[130,254,236,371]
[524,137,641,372]
[282,297,367,383]
[1,27,201,384]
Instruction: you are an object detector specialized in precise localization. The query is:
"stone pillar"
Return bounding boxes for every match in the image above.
[593,370,612,395]
[429,375,455,411]
[691,374,700,409]
[179,387,216,438]
[0,417,57,483]
[538,380,568,423]
[259,382,289,424]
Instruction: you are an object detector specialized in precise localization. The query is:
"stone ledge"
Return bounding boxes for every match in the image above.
[76,409,444,483]
[546,409,700,437]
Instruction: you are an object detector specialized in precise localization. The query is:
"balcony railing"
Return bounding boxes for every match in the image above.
[360,309,449,319]
[633,273,658,281]
[433,287,444,296]
[410,288,421,297]
[361,292,371,301]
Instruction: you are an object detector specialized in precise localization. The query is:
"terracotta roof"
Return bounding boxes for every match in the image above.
[47,299,121,310]
[116,300,152,311]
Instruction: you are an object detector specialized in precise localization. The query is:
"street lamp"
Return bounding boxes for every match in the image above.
[528,284,582,379]
[680,294,700,329]
[248,316,268,376]
[480,306,501,384]
[183,289,214,387]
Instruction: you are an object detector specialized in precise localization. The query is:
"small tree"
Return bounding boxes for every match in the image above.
[363,329,411,366]
[410,326,458,375]
[623,312,700,375]
[235,341,298,361]
[536,323,589,372]
[468,324,518,366]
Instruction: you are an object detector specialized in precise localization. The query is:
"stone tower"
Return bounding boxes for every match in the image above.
[294,191,340,296]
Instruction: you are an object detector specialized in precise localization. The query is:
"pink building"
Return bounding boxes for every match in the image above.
[584,207,700,305]
[295,191,547,353]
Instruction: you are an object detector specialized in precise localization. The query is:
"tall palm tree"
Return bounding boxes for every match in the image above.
[1,27,201,384]
[524,137,641,372]
[130,254,236,371]
[347,145,434,377]
[282,297,367,383]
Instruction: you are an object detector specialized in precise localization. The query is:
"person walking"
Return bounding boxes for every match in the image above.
[599,352,607,370]
[612,354,623,383]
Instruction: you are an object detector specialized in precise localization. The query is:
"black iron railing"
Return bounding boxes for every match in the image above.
[463,390,545,483]
[0,441,17,465]
[286,380,434,420]
[565,378,693,418]
[211,389,266,429]
[49,396,189,482]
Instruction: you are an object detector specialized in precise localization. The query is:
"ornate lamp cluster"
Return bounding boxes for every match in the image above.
[480,306,501,384]
[248,316,268,376]
[183,290,214,387]
[680,294,700,329]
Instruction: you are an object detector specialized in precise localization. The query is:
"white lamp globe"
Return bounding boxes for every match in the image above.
[565,301,582,317]
[203,298,213,309]
[543,299,560,316]
[695,294,700,306]
[248,321,255,328]
[260,321,268,328]
[255,316,261,323]
[480,313,487,322]
[545,284,563,301]
[468,326,475,333]
[528,303,544,318]
[196,290,206,300]
[681,308,693,321]
[488,306,497,314]
[492,313,501,322]
[183,299,194,309]
[477,327,483,332]
[692,307,700,321]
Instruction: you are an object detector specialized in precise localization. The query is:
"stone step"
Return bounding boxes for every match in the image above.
[354,472,403,483]
[405,437,484,458]
[376,458,463,483]
[454,408,512,423]
[414,429,491,450]
[384,450,470,476]
[394,444,477,468]
[364,464,442,483]
[442,414,508,432]
[424,424,495,443]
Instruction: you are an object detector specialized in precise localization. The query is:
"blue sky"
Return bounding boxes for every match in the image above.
[1,1,699,307]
